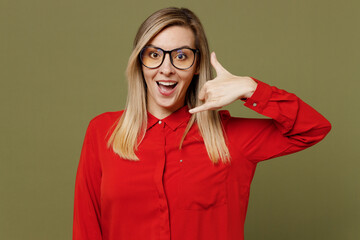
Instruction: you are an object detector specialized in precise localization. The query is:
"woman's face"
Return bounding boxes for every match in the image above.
[142,25,198,118]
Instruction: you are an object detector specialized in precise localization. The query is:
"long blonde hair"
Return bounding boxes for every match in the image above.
[107,7,230,163]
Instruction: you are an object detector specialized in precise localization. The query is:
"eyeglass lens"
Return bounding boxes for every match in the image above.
[140,47,196,69]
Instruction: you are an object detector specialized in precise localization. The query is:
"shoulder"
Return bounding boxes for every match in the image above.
[90,110,124,124]
[87,110,125,133]
[219,110,273,136]
[219,110,272,127]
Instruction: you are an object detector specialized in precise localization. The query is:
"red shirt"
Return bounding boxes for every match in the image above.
[73,80,331,240]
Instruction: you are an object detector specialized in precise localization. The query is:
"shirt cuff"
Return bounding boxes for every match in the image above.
[243,78,272,113]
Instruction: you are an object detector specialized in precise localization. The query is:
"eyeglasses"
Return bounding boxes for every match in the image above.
[139,46,199,70]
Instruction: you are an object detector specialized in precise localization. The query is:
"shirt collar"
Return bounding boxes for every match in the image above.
[146,105,191,131]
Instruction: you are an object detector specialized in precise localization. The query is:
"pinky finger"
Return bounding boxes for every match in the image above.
[189,103,219,114]
[189,104,209,114]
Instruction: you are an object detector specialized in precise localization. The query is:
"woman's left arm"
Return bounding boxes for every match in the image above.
[189,52,332,161]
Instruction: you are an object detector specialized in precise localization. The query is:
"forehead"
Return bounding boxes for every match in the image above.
[148,26,195,50]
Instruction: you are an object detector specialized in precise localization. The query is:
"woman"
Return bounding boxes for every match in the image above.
[73,7,331,240]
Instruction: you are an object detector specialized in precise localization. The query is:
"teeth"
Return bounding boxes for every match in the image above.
[157,81,177,86]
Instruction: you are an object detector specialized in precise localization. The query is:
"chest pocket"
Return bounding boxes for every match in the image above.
[176,140,229,210]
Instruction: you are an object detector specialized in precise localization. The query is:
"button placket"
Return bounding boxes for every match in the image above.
[157,122,170,239]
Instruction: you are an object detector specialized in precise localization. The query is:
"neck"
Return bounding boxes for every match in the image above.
[147,104,186,119]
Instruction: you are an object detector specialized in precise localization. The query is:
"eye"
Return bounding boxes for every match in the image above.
[175,51,188,61]
[149,51,161,59]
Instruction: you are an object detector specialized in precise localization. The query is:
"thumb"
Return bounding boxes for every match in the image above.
[210,52,228,76]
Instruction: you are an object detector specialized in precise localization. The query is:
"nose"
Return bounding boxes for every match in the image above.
[159,53,175,75]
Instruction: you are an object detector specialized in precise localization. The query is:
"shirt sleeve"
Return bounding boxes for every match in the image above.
[237,78,332,163]
[73,120,102,240]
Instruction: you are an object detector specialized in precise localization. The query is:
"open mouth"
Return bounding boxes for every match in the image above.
[156,81,178,91]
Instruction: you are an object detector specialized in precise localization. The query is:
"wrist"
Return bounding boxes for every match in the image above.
[240,77,258,100]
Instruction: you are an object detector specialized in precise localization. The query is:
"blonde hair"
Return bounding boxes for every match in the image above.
[107,7,230,163]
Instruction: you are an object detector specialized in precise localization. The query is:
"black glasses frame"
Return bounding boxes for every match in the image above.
[139,46,199,70]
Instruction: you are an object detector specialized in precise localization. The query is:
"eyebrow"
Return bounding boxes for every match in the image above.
[147,44,193,50]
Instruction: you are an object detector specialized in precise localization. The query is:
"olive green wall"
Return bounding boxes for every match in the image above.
[1,0,359,239]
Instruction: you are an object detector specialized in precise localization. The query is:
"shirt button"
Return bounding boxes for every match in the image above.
[252,102,257,107]
[179,159,183,163]
[158,120,162,124]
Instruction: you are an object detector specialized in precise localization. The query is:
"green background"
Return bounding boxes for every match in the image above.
[1,0,359,239]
